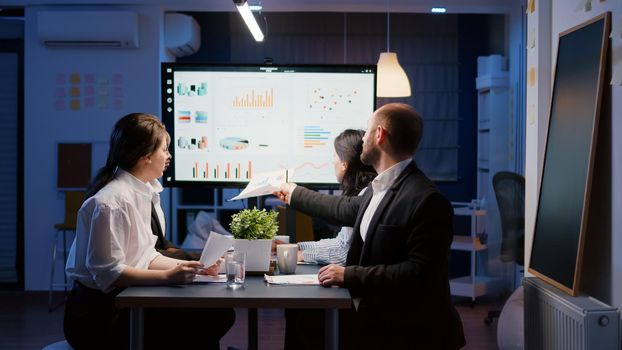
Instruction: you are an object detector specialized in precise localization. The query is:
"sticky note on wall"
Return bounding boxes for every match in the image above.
[527,0,536,14]
[529,67,537,87]
[575,0,592,12]
[70,73,80,84]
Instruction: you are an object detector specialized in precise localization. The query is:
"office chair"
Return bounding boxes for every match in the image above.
[48,191,86,312]
[484,171,525,325]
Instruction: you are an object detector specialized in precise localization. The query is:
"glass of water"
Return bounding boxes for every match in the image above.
[226,251,246,289]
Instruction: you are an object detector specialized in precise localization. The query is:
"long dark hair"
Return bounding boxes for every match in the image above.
[334,129,376,196]
[85,113,167,199]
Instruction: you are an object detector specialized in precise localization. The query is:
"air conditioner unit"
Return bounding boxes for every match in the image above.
[37,11,139,48]
[165,13,200,57]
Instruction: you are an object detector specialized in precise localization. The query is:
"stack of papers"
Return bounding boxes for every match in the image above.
[264,274,320,285]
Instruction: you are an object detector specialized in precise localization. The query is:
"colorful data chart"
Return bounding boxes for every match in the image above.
[220,137,250,150]
[191,161,252,180]
[308,87,356,112]
[303,126,330,148]
[232,88,274,108]
[195,111,208,123]
[178,111,191,123]
[177,136,208,150]
[177,82,207,96]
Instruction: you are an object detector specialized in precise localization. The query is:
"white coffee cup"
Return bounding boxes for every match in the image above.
[274,235,290,244]
[276,244,298,274]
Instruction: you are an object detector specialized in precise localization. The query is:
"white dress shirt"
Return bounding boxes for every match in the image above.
[66,169,164,293]
[358,159,412,242]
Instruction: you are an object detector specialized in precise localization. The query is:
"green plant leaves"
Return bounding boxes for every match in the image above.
[229,207,279,240]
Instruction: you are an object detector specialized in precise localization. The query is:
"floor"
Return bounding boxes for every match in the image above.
[0,292,500,350]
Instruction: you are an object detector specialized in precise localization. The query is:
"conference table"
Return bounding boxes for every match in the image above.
[116,264,352,350]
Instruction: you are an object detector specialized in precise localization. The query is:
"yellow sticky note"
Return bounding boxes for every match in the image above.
[69,87,80,97]
[527,0,535,14]
[70,99,81,111]
[529,67,536,87]
[70,74,80,84]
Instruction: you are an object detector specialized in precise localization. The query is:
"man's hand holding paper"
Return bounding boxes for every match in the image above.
[229,169,293,201]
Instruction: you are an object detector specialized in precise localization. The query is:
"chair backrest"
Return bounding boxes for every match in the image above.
[62,191,86,228]
[492,171,525,265]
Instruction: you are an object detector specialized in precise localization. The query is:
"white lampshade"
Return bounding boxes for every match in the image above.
[376,52,411,97]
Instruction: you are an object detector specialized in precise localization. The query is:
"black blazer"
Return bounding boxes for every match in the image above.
[291,161,465,349]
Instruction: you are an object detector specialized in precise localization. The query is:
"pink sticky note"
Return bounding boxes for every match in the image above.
[112,74,123,85]
[112,86,123,98]
[112,99,123,110]
[55,99,65,111]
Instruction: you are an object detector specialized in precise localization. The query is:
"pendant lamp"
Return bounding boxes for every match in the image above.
[376,2,411,97]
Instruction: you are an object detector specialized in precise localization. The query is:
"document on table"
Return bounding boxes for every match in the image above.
[198,231,234,267]
[228,169,292,201]
[264,274,320,285]
[193,274,227,283]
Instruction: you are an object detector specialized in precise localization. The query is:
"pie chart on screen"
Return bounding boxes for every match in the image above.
[220,137,249,150]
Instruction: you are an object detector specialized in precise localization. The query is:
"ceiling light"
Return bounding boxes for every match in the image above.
[233,0,264,42]
[431,7,447,13]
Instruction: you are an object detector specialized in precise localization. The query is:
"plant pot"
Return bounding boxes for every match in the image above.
[233,239,272,273]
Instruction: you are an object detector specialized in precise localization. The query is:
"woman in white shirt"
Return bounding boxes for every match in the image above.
[64,113,233,349]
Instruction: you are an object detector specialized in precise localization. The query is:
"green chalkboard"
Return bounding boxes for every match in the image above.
[529,13,610,296]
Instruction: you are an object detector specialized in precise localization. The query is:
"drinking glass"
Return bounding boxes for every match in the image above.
[226,251,246,289]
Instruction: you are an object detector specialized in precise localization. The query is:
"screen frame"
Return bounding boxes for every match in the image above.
[161,62,377,189]
[528,12,610,296]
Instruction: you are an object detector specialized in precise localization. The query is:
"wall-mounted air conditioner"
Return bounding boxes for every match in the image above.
[165,13,200,57]
[37,11,139,48]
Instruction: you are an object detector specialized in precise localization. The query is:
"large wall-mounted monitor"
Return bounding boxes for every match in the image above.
[161,63,376,187]
[528,13,610,296]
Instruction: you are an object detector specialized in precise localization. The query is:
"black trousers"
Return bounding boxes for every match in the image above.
[64,282,235,350]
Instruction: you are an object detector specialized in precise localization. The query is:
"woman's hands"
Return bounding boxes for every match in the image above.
[196,258,223,276]
[165,261,202,284]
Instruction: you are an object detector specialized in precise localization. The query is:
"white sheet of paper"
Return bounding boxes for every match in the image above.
[198,231,234,267]
[193,274,227,283]
[263,274,320,285]
[229,169,292,201]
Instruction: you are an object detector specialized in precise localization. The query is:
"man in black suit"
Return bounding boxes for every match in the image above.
[277,103,465,349]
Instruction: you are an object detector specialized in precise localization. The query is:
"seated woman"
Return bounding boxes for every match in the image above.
[64,113,233,350]
[276,129,376,266]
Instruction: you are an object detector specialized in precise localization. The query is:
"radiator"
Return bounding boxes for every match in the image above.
[524,277,620,350]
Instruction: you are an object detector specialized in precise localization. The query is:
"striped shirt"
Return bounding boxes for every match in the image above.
[296,187,367,266]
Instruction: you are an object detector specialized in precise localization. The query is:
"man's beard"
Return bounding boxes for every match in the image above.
[360,142,380,168]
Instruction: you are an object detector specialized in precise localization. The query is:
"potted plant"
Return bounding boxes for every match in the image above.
[229,208,278,273]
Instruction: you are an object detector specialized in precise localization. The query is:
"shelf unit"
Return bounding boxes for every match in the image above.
[449,201,499,302]
[475,55,510,265]
[168,187,246,246]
